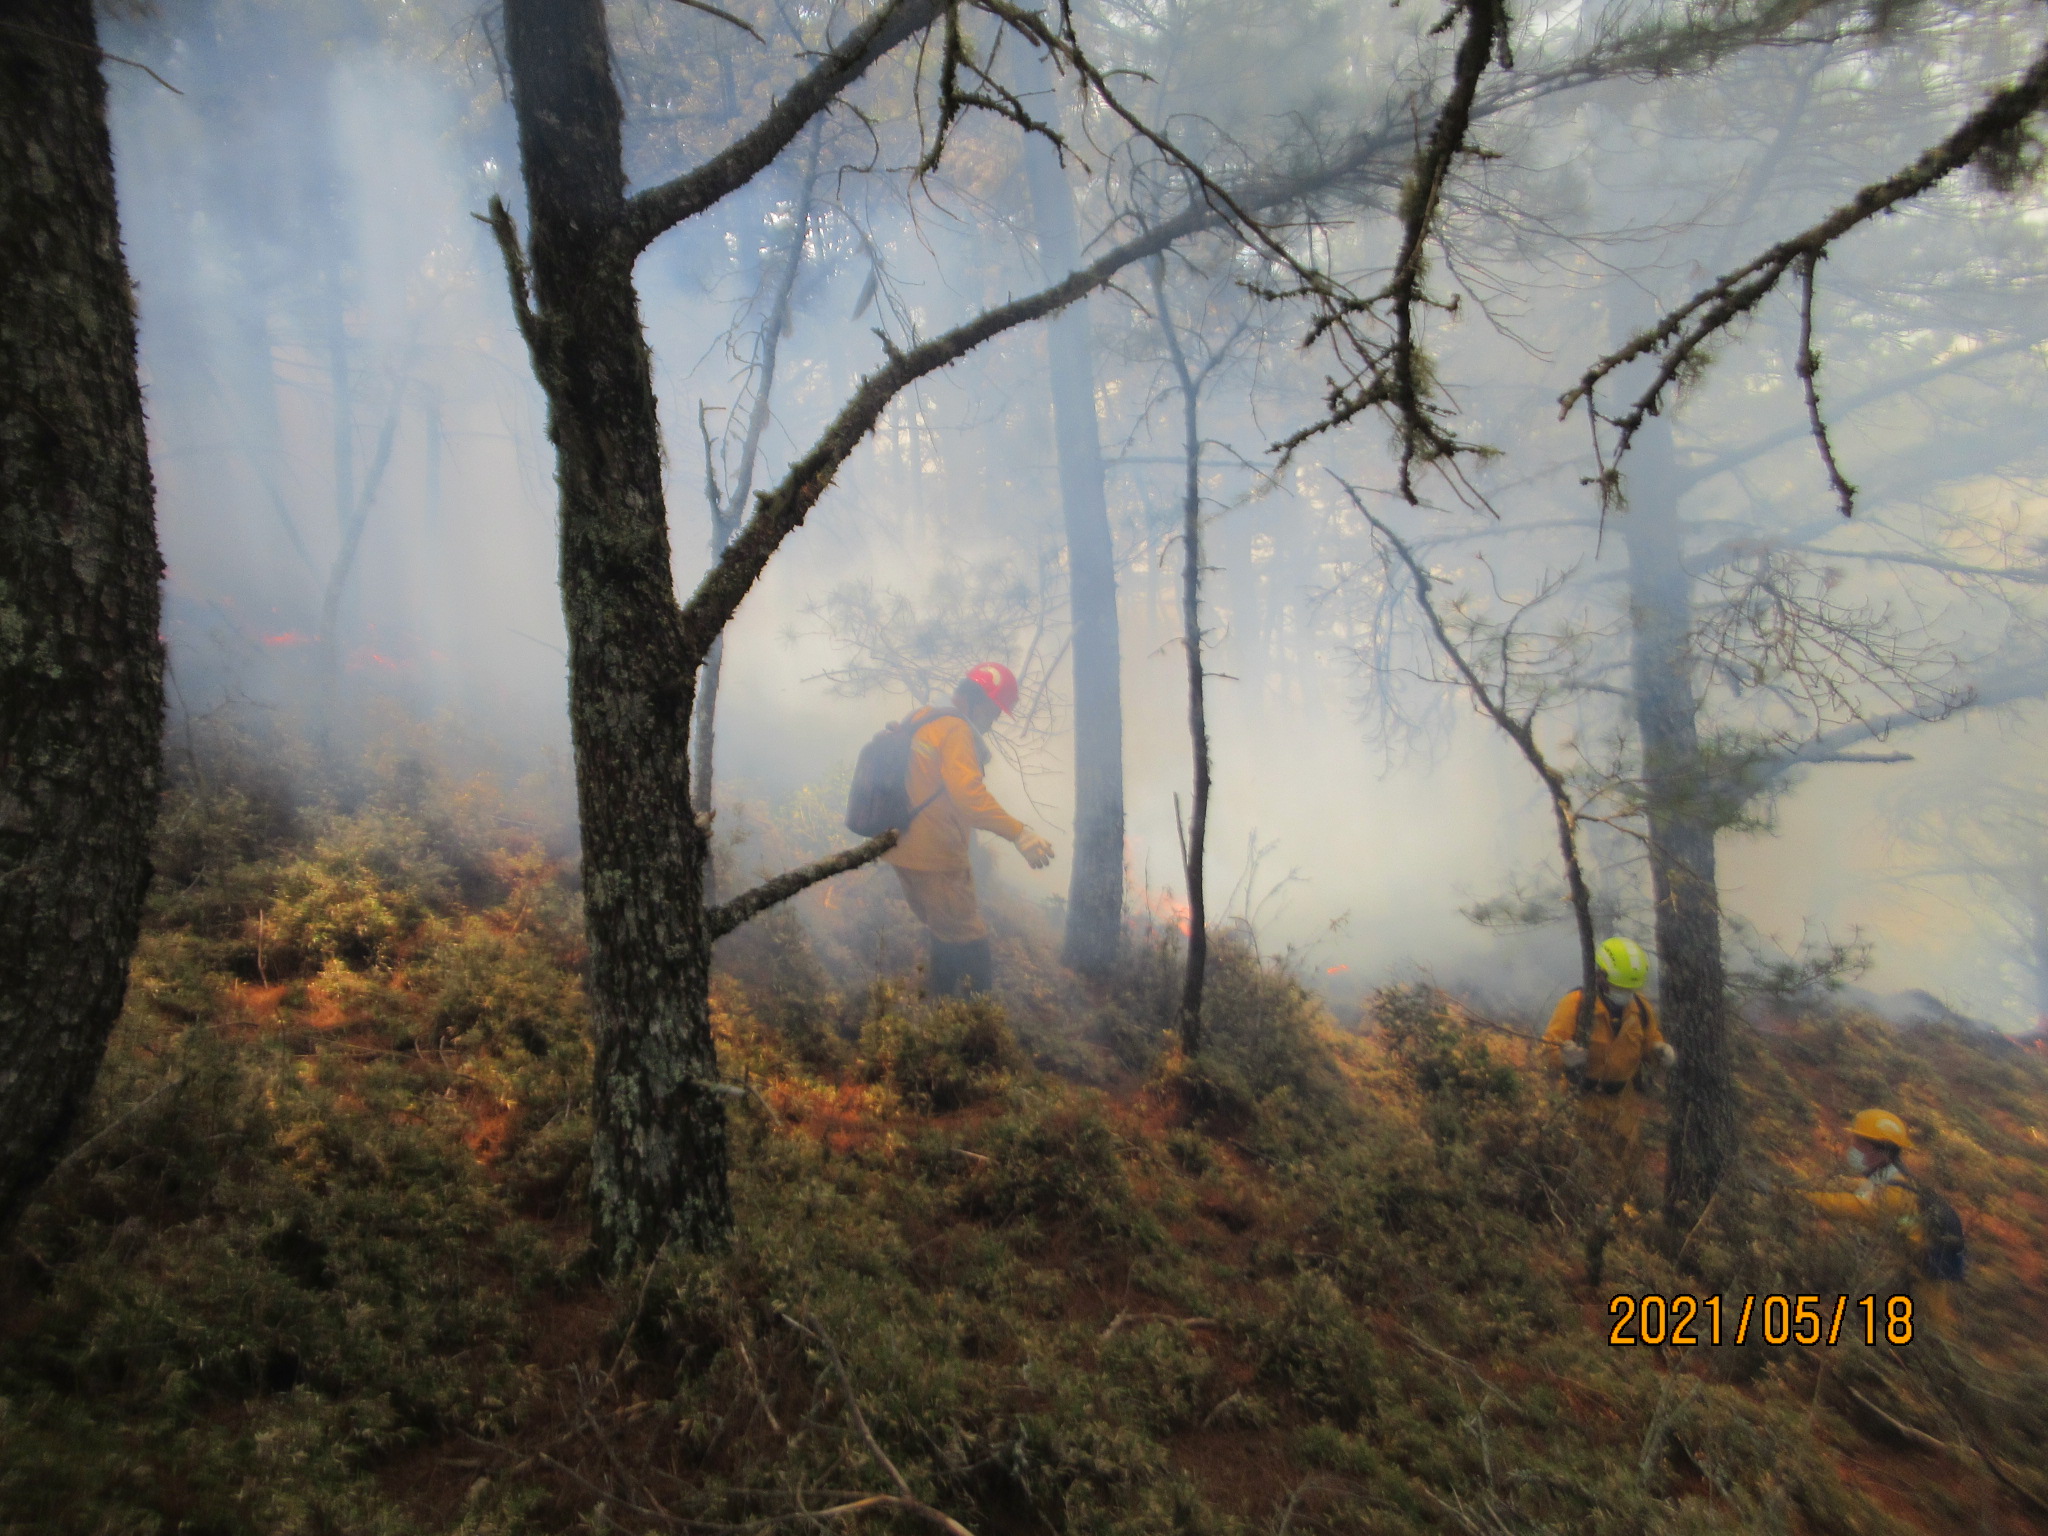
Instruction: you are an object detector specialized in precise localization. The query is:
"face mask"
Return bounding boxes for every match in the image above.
[1845,1144,1872,1175]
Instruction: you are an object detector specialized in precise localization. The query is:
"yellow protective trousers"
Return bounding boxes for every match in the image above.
[892,865,988,944]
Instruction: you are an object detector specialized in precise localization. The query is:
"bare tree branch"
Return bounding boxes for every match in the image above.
[479,197,545,366]
[1563,38,2048,468]
[1272,0,1508,495]
[780,1314,919,1504]
[1672,329,2048,494]
[1338,476,1600,1035]
[0,19,183,94]
[695,131,822,820]
[674,200,1213,664]
[706,832,899,939]
[622,0,945,254]
[665,0,766,45]
[1148,255,1213,1054]
[42,1073,183,1186]
[1793,252,1855,517]
[1753,658,2048,785]
[1824,547,2048,586]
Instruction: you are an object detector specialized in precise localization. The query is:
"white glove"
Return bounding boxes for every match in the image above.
[1654,1042,1677,1068]
[1559,1042,1588,1071]
[1016,829,1055,869]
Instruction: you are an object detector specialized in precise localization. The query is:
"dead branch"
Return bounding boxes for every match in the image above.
[674,200,1214,664]
[695,131,822,818]
[665,0,766,44]
[1563,38,2048,463]
[686,1495,982,1536]
[44,1073,184,1185]
[1825,548,2048,586]
[624,0,946,253]
[1148,255,1214,1055]
[732,1332,784,1434]
[1099,1311,1219,1340]
[1751,657,2048,786]
[1276,0,1508,497]
[780,1312,981,1536]
[705,832,899,940]
[1673,330,2048,494]
[1339,476,1600,1034]
[478,198,545,367]
[0,19,183,94]
[1793,254,1855,517]
[915,1,1074,175]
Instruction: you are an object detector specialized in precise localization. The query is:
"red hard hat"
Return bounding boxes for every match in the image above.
[965,662,1019,715]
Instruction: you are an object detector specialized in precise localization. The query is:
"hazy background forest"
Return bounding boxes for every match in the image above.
[101,0,2048,1028]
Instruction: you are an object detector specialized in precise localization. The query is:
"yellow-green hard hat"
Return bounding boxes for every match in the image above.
[1596,937,1649,991]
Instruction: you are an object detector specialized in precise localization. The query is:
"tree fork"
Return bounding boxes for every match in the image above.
[496,0,1215,1267]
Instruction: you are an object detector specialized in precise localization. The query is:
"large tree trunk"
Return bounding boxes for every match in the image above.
[1021,98,1125,978]
[503,0,729,1265]
[0,1,165,1238]
[1619,418,1735,1229]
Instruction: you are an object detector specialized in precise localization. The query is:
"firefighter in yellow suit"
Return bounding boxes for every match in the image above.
[1543,937,1676,1170]
[883,663,1054,995]
[1807,1108,1958,1330]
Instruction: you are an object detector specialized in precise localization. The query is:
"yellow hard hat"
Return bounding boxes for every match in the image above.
[1595,936,1650,991]
[1850,1108,1913,1151]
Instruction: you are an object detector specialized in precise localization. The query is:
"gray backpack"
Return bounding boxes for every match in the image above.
[845,709,956,837]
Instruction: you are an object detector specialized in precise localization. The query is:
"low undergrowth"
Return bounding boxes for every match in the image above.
[5,749,2048,1536]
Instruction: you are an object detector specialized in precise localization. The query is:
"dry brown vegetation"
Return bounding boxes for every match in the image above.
[4,743,2048,1536]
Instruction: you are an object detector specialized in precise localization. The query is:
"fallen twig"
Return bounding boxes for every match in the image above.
[1099,1311,1219,1341]
[780,1312,979,1536]
[46,1074,184,1184]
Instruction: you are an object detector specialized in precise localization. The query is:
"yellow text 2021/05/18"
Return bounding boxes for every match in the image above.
[1607,1293,1915,1347]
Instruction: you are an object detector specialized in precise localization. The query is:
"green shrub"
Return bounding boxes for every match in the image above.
[415,919,585,1059]
[861,997,1024,1112]
[960,1099,1150,1244]
[1251,1271,1383,1429]
[265,810,456,972]
[1198,937,1348,1115]
[1374,983,1521,1144]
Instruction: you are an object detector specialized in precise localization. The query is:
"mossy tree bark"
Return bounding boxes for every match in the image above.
[503,0,734,1263]
[1620,420,1735,1230]
[0,1,165,1238]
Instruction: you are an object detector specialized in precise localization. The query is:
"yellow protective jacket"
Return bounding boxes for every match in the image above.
[1806,1165,1926,1248]
[881,708,1027,872]
[1806,1165,1956,1325]
[1544,989,1665,1085]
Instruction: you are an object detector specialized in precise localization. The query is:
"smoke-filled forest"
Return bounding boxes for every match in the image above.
[9,0,2048,1530]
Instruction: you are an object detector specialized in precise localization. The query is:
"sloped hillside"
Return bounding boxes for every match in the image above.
[4,756,2047,1536]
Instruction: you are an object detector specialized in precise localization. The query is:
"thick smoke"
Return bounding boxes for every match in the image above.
[101,0,2048,1026]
